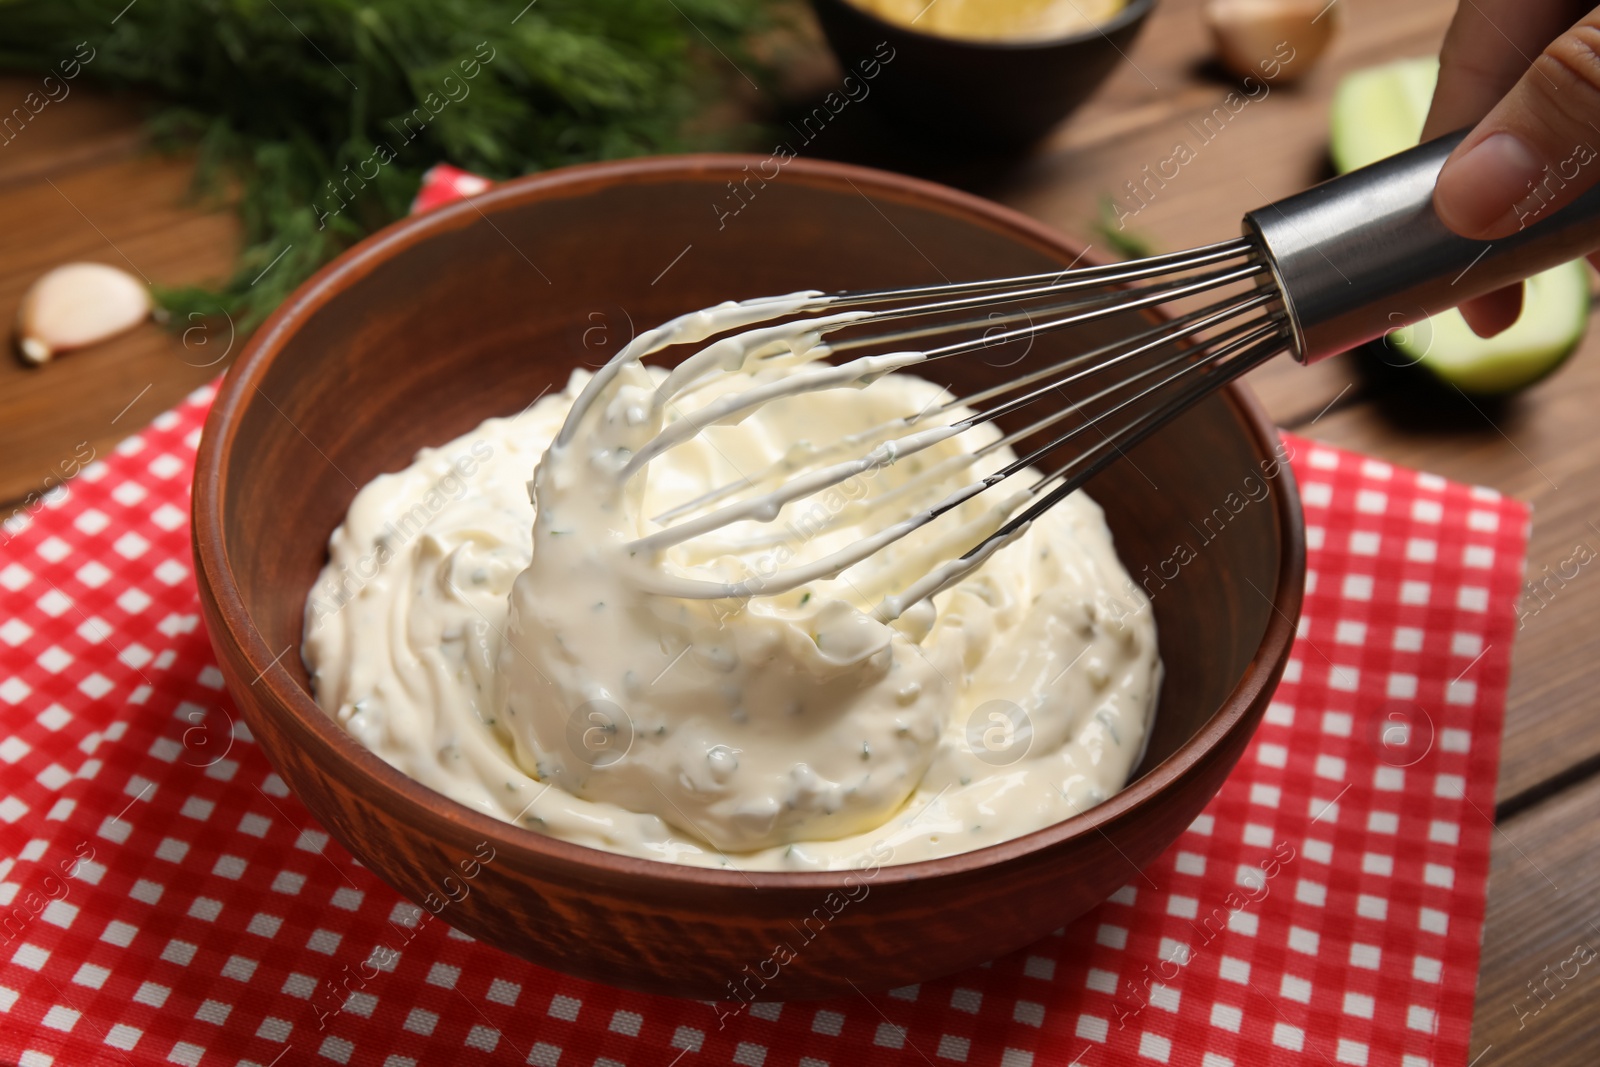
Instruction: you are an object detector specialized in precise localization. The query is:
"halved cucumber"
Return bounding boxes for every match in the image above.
[1330,57,1440,172]
[1382,265,1590,394]
[1329,56,1591,395]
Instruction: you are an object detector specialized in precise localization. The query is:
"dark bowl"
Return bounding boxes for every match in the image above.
[192,153,1303,1000]
[809,0,1157,146]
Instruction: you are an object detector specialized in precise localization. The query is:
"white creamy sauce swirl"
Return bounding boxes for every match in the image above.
[303,300,1161,871]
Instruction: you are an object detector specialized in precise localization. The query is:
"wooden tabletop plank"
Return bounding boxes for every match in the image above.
[0,75,146,192]
[1471,771,1600,1063]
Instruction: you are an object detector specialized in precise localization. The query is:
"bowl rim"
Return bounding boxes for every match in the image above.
[812,0,1157,52]
[193,151,1305,891]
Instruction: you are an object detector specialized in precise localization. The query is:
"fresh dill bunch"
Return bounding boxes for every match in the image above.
[0,0,770,330]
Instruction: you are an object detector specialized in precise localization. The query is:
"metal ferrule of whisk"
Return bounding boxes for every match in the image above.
[557,130,1600,619]
[1250,129,1600,362]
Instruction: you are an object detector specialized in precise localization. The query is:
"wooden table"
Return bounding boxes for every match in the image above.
[1,0,1594,1061]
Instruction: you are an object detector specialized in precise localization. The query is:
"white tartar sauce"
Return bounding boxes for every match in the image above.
[303,299,1161,871]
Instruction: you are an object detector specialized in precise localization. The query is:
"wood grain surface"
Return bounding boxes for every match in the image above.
[0,0,1594,1056]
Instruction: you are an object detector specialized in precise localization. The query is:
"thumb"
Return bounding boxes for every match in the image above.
[1433,9,1600,240]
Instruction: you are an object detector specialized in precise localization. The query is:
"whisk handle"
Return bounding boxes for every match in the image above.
[1244,130,1600,364]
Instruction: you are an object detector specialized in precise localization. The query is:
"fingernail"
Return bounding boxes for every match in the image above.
[1433,132,1546,237]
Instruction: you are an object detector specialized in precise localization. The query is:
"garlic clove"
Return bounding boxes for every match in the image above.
[1203,0,1340,86]
[16,262,152,366]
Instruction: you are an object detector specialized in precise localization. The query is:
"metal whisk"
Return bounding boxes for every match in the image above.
[558,132,1600,619]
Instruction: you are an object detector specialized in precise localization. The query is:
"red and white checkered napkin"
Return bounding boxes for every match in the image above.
[0,376,1529,1067]
[410,164,493,216]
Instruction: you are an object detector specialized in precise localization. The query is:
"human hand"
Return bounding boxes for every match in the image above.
[1424,1,1600,337]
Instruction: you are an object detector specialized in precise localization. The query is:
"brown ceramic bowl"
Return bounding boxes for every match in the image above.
[192,154,1303,1000]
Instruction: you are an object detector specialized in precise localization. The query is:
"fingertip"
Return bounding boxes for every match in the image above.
[1433,132,1545,240]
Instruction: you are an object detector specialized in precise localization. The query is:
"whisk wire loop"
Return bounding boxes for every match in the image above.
[570,238,1290,616]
